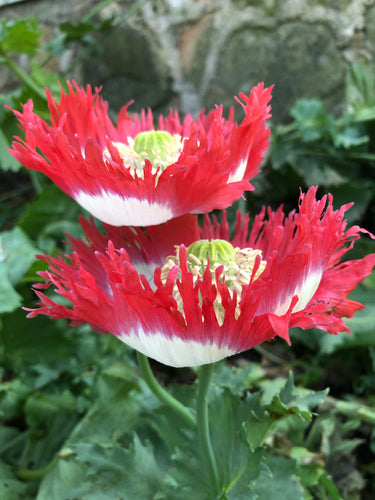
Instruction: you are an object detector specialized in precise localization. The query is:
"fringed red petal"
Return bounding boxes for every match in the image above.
[26,187,375,366]
[9,81,272,226]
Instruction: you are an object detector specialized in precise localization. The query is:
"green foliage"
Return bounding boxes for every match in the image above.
[0,227,38,313]
[18,183,83,250]
[0,125,19,172]
[0,328,344,500]
[0,13,117,177]
[250,60,375,234]
[0,18,41,56]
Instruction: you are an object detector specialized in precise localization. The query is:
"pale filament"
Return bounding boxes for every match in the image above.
[103,134,184,182]
[160,246,267,325]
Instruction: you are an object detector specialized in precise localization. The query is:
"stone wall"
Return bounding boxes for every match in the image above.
[2,0,375,121]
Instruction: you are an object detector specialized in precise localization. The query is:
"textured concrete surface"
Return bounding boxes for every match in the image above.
[1,0,375,121]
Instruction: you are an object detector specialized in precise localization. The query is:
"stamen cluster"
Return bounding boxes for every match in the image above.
[160,242,267,324]
[104,131,184,180]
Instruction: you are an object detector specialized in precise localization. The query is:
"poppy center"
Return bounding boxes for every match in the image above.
[187,239,237,272]
[161,239,267,324]
[105,130,183,179]
[185,239,266,287]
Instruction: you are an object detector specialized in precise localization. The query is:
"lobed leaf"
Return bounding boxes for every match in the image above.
[0,18,41,56]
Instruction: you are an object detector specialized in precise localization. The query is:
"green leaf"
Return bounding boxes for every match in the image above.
[25,390,76,428]
[0,127,20,171]
[0,375,31,423]
[0,18,41,55]
[0,226,38,313]
[29,60,66,99]
[333,125,369,149]
[160,444,205,499]
[346,61,375,112]
[0,267,22,313]
[69,363,140,441]
[212,361,264,395]
[75,436,162,498]
[291,446,344,499]
[269,373,328,422]
[59,20,97,40]
[34,359,143,498]
[36,457,87,500]
[20,405,78,472]
[291,157,348,187]
[0,226,37,285]
[270,128,296,169]
[250,454,304,499]
[242,417,273,453]
[0,310,72,367]
[243,374,328,452]
[291,448,325,484]
[326,181,373,224]
[145,376,268,498]
[279,371,295,404]
[18,184,83,243]
[39,436,163,500]
[209,387,265,493]
[290,99,335,142]
[0,459,31,500]
[318,470,344,500]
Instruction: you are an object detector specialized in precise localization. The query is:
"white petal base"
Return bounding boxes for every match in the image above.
[119,327,237,367]
[228,159,247,183]
[274,270,323,316]
[76,190,174,226]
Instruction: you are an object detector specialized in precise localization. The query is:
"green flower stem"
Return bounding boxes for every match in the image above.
[136,352,196,429]
[0,49,46,101]
[29,170,44,194]
[335,399,375,424]
[17,456,58,481]
[196,363,220,497]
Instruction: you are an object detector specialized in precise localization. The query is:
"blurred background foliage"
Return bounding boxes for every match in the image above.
[0,11,375,500]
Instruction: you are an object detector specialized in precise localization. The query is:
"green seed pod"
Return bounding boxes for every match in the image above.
[133,130,174,164]
[187,239,236,268]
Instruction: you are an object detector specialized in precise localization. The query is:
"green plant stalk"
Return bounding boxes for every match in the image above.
[17,456,58,481]
[82,0,115,21]
[196,363,220,497]
[83,0,147,24]
[29,170,44,194]
[319,471,343,500]
[335,399,375,424]
[0,49,46,101]
[136,352,196,429]
[116,0,148,25]
[255,344,284,364]
[294,148,375,161]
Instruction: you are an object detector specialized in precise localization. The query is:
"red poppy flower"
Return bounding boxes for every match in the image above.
[9,81,272,227]
[27,187,375,367]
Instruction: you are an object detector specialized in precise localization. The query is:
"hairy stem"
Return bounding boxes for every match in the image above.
[136,352,196,429]
[196,363,220,496]
[1,49,46,101]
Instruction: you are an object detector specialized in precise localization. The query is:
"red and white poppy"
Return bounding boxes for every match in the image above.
[27,187,375,367]
[9,81,272,226]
